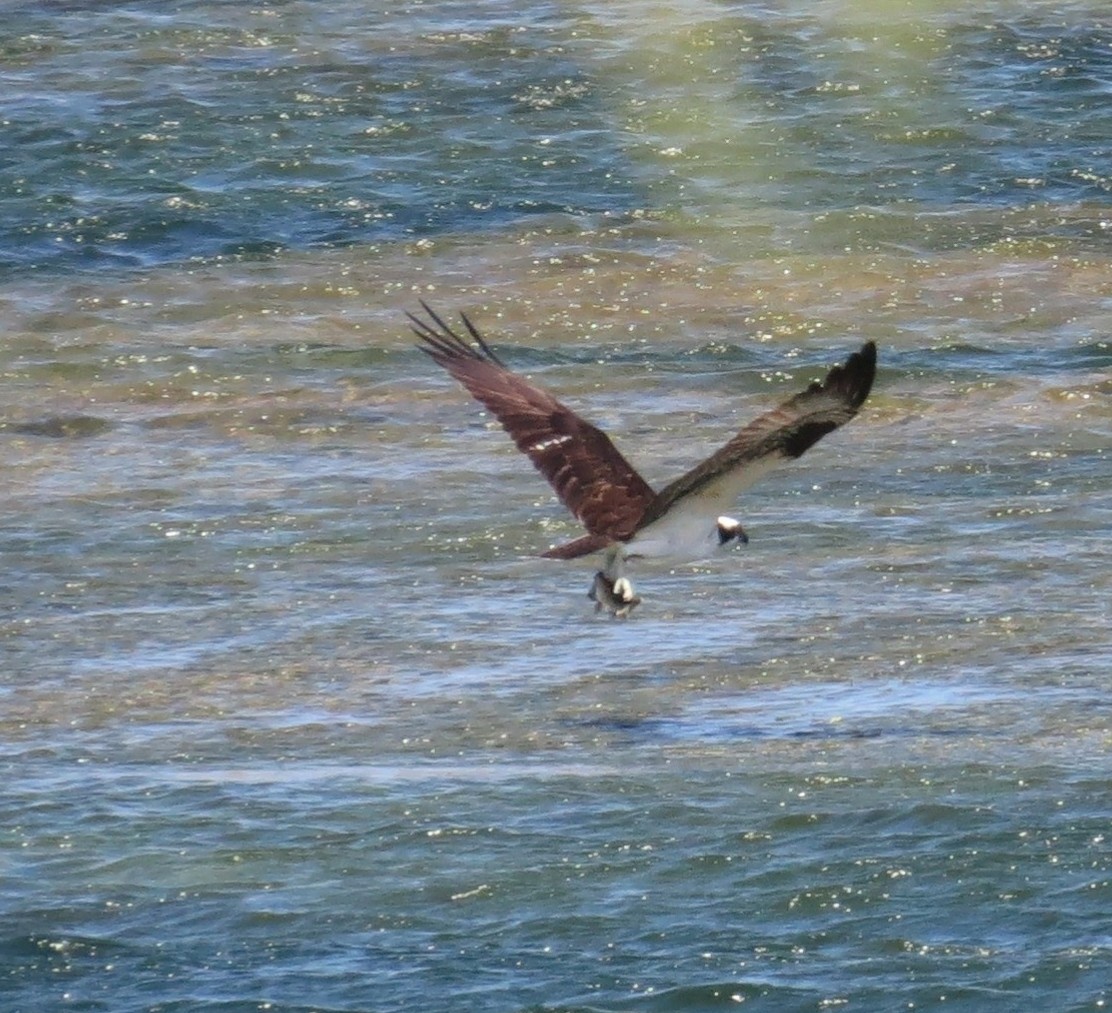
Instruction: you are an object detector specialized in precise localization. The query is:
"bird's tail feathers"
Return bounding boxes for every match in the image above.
[541,532,614,560]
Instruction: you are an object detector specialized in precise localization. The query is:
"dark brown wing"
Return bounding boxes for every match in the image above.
[640,341,877,527]
[412,302,656,542]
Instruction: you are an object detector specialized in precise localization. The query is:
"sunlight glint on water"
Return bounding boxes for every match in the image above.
[1,3,1111,1012]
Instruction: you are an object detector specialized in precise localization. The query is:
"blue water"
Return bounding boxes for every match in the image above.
[3,3,1112,277]
[0,1,642,275]
[2,2,1112,1012]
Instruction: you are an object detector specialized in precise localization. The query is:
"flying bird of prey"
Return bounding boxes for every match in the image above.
[412,302,876,615]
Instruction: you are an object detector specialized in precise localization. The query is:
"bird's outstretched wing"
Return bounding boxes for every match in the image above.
[641,341,877,527]
[412,302,657,543]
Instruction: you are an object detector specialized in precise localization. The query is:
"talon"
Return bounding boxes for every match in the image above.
[612,577,636,603]
[589,572,642,617]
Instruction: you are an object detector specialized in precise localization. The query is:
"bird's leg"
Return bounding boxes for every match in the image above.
[587,545,641,617]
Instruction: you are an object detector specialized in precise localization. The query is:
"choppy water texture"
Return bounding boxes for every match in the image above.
[2,2,1111,1011]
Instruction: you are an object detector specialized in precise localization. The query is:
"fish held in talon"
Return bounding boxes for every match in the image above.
[588,572,642,618]
[413,301,876,613]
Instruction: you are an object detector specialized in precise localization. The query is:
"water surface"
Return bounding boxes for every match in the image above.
[2,2,1111,1011]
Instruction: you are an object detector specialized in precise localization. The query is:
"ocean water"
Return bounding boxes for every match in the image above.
[2,2,1111,1011]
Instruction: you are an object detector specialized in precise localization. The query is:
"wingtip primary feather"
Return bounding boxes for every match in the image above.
[851,339,877,406]
[825,339,877,410]
[457,308,506,368]
[410,301,504,367]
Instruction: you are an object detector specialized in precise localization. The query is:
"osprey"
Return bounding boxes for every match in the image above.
[412,302,876,615]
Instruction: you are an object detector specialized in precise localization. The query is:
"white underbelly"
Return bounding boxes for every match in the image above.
[623,508,718,561]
